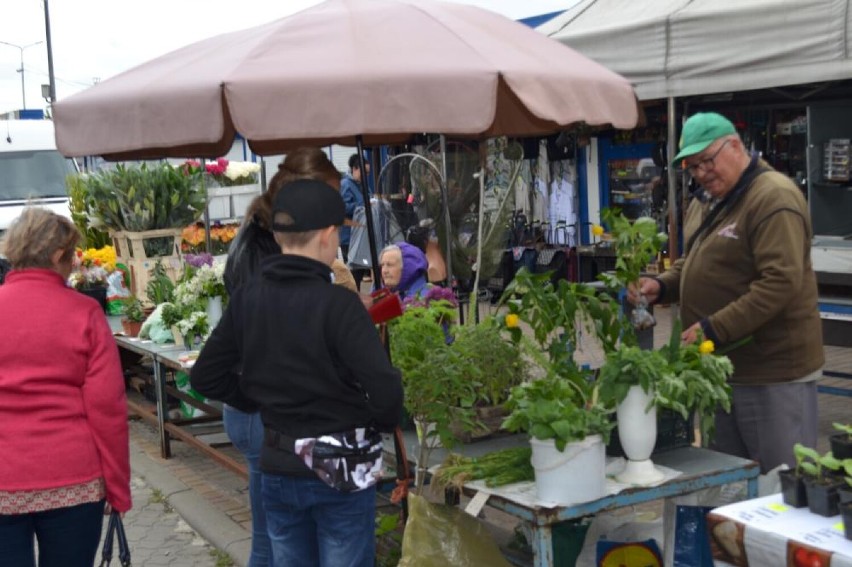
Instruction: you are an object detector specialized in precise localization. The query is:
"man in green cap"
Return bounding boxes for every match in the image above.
[630,112,824,474]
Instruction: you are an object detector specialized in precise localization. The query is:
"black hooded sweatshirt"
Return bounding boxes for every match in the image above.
[191,253,403,476]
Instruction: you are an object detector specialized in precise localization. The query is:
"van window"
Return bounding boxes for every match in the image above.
[0,150,76,200]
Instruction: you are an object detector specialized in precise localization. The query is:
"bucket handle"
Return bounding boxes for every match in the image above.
[530,435,599,472]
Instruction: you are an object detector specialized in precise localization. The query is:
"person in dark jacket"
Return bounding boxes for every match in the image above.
[631,112,823,473]
[379,242,429,300]
[191,179,402,567]
[220,148,356,567]
[340,153,372,289]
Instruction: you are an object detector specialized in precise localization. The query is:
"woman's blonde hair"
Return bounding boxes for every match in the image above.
[2,207,80,269]
[245,147,342,231]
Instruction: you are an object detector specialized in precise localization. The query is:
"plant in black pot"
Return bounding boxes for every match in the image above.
[839,460,852,540]
[799,447,844,517]
[830,422,852,460]
[779,443,815,508]
[839,459,852,505]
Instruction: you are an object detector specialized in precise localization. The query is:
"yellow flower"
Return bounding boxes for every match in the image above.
[505,314,519,328]
[591,224,604,237]
[699,340,715,355]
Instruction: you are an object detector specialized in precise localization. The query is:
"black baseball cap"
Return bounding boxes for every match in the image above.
[271,179,346,233]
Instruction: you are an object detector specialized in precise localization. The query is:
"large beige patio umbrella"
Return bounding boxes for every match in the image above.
[53,0,638,160]
[54,0,639,291]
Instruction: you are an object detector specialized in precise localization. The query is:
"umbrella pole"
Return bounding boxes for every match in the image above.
[439,135,453,287]
[356,136,383,290]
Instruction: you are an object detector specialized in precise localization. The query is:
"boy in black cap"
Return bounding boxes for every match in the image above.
[191,179,403,567]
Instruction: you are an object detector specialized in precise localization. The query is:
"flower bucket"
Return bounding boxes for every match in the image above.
[206,295,223,330]
[530,434,605,505]
[78,286,108,313]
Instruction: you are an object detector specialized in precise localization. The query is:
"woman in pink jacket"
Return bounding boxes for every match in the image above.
[0,208,131,567]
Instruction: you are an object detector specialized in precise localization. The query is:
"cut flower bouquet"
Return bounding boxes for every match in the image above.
[160,257,227,346]
[184,158,260,187]
[68,245,117,289]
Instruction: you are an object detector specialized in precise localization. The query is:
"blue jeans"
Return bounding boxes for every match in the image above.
[223,405,271,567]
[0,500,105,567]
[262,473,376,567]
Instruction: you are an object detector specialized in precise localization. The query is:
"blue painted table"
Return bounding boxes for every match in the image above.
[461,447,759,567]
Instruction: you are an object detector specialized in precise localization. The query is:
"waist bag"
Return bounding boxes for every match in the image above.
[265,427,383,492]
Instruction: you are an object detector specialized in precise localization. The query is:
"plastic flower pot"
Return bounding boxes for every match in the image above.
[829,432,852,460]
[838,486,852,506]
[841,502,852,540]
[804,477,843,517]
[121,319,143,338]
[778,469,808,508]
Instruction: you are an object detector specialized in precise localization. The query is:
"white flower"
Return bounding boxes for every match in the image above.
[223,161,260,182]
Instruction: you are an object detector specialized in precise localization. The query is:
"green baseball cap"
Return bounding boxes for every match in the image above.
[673,112,737,162]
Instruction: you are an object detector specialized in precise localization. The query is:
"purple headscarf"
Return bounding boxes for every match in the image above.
[395,242,429,299]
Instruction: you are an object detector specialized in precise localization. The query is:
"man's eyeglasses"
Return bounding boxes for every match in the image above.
[683,139,730,176]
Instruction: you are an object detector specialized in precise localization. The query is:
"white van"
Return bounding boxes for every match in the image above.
[0,119,76,237]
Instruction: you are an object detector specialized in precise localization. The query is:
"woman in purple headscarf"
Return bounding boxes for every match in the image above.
[378,242,429,300]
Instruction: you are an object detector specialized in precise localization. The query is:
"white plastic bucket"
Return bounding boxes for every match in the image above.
[530,434,605,504]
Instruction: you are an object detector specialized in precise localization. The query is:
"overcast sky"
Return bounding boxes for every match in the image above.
[0,0,572,114]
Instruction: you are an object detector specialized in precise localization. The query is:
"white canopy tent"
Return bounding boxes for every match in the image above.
[539,0,852,101]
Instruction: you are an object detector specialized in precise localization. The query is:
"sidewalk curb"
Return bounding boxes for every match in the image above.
[129,439,252,566]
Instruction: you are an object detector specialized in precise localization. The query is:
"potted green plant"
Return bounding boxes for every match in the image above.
[592,210,735,485]
[830,422,852,460]
[448,316,530,442]
[799,448,844,517]
[778,443,814,508]
[121,296,146,337]
[839,459,852,541]
[144,260,176,307]
[499,269,619,503]
[597,320,735,482]
[388,296,477,491]
[837,459,852,504]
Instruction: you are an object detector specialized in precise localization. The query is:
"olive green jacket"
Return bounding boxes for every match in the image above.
[657,160,824,384]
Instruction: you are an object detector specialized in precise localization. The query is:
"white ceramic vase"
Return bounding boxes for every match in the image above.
[615,385,665,485]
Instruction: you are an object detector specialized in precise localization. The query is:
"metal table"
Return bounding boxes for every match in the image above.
[111,318,247,478]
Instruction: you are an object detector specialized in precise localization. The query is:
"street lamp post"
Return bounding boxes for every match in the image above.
[0,40,44,110]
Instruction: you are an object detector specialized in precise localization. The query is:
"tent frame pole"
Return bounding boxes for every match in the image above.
[356,136,383,290]
[666,96,679,323]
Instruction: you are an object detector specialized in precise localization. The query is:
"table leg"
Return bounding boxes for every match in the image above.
[531,524,554,567]
[746,476,758,499]
[153,361,171,458]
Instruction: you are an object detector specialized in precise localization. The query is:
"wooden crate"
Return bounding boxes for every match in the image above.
[110,228,183,260]
[110,229,183,303]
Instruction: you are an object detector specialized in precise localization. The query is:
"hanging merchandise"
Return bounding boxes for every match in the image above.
[514,165,531,218]
[532,176,550,228]
[550,163,577,247]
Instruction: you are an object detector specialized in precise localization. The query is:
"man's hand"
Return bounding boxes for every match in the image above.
[681,322,702,345]
[627,277,661,305]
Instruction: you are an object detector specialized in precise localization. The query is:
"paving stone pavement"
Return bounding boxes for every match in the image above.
[97,475,228,567]
[126,417,251,566]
